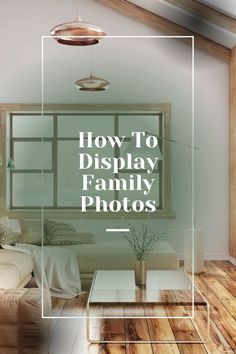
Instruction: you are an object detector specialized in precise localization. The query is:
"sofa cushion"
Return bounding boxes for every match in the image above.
[45,219,82,245]
[21,219,47,245]
[0,224,22,245]
[64,241,179,274]
[8,219,22,234]
[0,288,51,351]
[78,232,95,244]
[0,250,34,289]
[0,216,9,227]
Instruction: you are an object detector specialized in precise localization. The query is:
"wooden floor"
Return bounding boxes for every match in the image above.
[49,261,236,354]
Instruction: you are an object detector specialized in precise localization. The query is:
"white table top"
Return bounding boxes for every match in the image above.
[93,270,191,289]
[89,270,205,306]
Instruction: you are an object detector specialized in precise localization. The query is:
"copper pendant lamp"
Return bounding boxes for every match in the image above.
[75,72,110,91]
[74,45,110,91]
[50,0,106,46]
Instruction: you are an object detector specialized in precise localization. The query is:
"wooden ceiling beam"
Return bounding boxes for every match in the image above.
[165,0,236,34]
[97,0,231,62]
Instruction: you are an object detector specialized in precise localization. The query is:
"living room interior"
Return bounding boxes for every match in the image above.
[0,0,236,353]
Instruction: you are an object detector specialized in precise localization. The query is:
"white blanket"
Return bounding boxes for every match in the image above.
[3,244,81,299]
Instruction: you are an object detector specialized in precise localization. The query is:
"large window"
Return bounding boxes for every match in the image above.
[9,107,170,214]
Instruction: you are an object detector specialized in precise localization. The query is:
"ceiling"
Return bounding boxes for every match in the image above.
[111,0,236,48]
[197,0,236,18]
[0,0,230,104]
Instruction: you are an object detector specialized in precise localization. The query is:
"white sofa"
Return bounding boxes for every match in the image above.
[0,218,179,290]
[64,240,179,286]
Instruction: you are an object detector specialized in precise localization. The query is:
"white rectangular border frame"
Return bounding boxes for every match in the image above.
[41,35,202,321]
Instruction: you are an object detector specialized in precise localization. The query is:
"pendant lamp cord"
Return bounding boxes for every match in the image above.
[75,0,95,23]
[75,0,80,21]
[93,0,96,22]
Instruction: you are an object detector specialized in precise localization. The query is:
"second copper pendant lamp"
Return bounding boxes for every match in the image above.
[74,46,110,91]
[50,0,106,46]
[75,73,110,91]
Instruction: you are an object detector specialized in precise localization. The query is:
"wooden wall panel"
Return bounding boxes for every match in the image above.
[0,112,6,211]
[229,46,236,259]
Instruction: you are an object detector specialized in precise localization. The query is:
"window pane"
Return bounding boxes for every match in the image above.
[12,173,53,207]
[119,115,160,136]
[118,172,160,206]
[58,141,114,207]
[12,115,53,137]
[14,142,52,169]
[58,115,114,137]
[120,141,162,166]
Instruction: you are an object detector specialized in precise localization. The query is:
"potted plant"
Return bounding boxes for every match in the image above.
[122,221,169,286]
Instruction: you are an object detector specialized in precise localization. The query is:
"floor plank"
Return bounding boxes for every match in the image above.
[88,305,104,343]
[165,306,207,354]
[127,343,153,354]
[71,318,100,354]
[62,293,87,317]
[50,319,81,354]
[152,344,180,354]
[185,305,233,354]
[99,343,126,354]
[198,272,236,319]
[51,297,66,316]
[217,261,236,281]
[124,306,151,342]
[102,306,125,341]
[205,262,236,297]
[148,306,180,353]
[125,304,153,354]
[195,273,236,352]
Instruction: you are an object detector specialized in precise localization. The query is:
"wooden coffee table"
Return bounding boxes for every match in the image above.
[86,270,210,343]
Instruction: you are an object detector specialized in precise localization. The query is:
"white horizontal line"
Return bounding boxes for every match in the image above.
[42,316,195,319]
[42,35,194,39]
[106,228,130,232]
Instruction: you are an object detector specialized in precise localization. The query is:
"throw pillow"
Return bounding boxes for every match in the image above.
[78,232,95,244]
[0,223,22,245]
[0,216,9,227]
[8,219,21,233]
[21,219,48,245]
[45,219,82,245]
